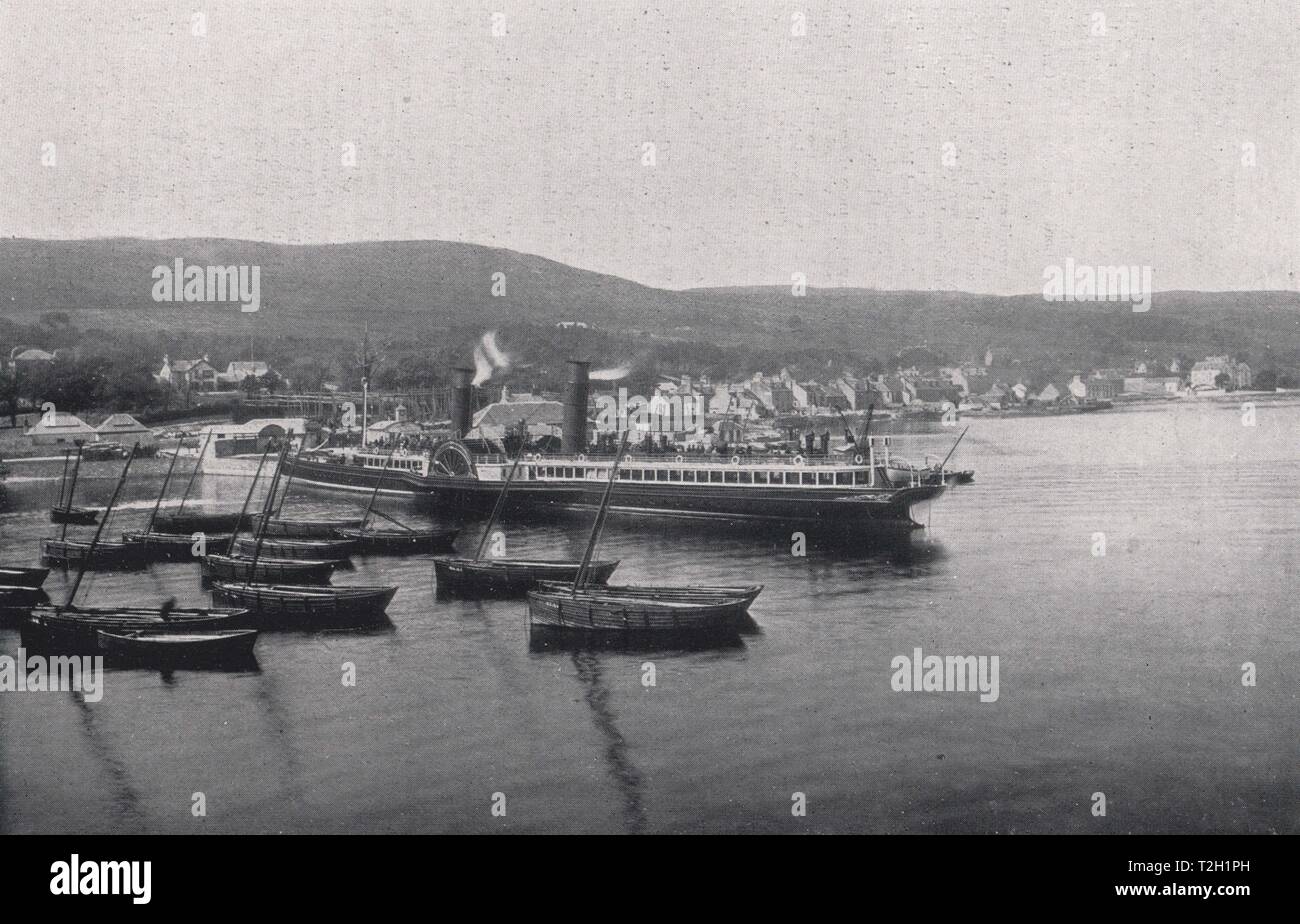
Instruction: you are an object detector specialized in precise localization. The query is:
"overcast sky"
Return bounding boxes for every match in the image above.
[1,1,1295,293]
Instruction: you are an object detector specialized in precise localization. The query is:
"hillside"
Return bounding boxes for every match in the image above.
[2,238,1299,377]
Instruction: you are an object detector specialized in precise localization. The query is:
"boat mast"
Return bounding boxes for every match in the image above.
[572,431,630,592]
[64,443,138,608]
[244,442,291,588]
[59,444,84,540]
[173,429,215,519]
[144,431,186,535]
[272,436,308,519]
[55,449,71,510]
[936,426,970,481]
[473,450,525,561]
[358,445,397,532]
[227,444,273,556]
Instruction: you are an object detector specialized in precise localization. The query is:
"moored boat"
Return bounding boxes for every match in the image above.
[534,580,762,612]
[434,557,618,596]
[231,535,356,560]
[96,628,259,665]
[49,505,99,525]
[335,525,459,552]
[526,589,743,635]
[152,511,249,533]
[41,537,144,569]
[25,605,246,651]
[210,581,397,618]
[200,554,335,584]
[122,530,235,559]
[250,513,365,538]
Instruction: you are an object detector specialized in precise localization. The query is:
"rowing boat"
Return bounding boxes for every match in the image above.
[200,554,335,584]
[152,511,249,533]
[250,513,365,538]
[526,589,744,635]
[41,538,143,569]
[434,557,619,596]
[231,535,356,560]
[0,584,47,608]
[96,628,259,665]
[334,526,459,552]
[122,530,235,560]
[210,582,397,618]
[534,581,763,612]
[49,505,98,525]
[25,605,246,650]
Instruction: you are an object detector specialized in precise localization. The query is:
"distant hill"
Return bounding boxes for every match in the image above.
[3,238,1299,372]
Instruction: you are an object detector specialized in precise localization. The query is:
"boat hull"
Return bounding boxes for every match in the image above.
[334,526,459,552]
[434,558,618,597]
[201,554,335,584]
[231,536,356,560]
[526,589,743,635]
[122,530,235,560]
[534,581,762,612]
[96,629,259,665]
[210,582,397,619]
[41,538,144,570]
[288,456,942,531]
[49,505,98,525]
[0,585,48,608]
[152,511,249,533]
[251,515,365,538]
[24,606,246,652]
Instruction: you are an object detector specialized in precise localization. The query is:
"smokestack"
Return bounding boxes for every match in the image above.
[451,367,474,438]
[563,360,590,454]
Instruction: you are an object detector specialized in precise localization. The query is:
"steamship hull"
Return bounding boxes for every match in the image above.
[286,456,941,530]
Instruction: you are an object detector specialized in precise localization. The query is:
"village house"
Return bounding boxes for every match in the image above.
[95,413,156,448]
[1190,357,1251,390]
[158,355,220,392]
[25,411,98,446]
[7,347,56,374]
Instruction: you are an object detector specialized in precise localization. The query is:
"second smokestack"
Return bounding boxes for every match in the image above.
[451,367,474,438]
[563,360,590,454]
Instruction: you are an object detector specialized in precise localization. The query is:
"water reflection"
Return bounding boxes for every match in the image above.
[569,649,647,835]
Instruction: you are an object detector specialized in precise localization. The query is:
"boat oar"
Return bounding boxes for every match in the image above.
[65,443,138,609]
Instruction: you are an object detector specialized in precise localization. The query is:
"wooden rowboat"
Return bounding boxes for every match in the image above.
[232,535,356,560]
[201,554,335,584]
[250,514,366,538]
[526,589,743,635]
[152,511,249,533]
[434,558,619,597]
[96,628,259,665]
[41,538,143,569]
[122,530,235,560]
[25,604,246,651]
[534,581,763,612]
[0,566,49,588]
[335,526,459,552]
[49,504,99,525]
[210,582,397,618]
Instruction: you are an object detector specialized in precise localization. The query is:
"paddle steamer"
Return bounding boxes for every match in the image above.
[286,363,947,533]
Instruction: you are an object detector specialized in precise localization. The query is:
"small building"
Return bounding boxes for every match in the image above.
[470,399,565,444]
[218,360,271,388]
[9,347,56,373]
[25,412,98,447]
[95,413,156,448]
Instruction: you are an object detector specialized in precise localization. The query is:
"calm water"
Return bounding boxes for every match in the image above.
[2,399,1297,834]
